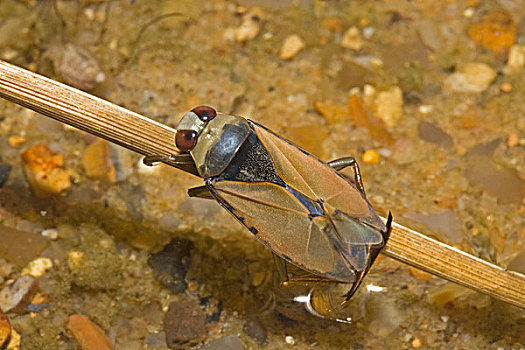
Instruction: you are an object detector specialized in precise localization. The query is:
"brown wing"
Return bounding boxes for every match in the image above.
[210,180,356,282]
[252,123,373,220]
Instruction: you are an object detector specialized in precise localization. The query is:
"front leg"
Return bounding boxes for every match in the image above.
[188,185,214,199]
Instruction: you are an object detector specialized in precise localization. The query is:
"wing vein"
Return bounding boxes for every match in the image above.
[216,186,309,217]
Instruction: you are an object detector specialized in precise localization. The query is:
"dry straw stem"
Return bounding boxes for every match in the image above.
[1,59,524,309]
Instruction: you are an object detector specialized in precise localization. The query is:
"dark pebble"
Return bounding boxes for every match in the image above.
[417,121,454,148]
[203,335,245,350]
[243,319,267,345]
[0,164,11,188]
[163,300,207,349]
[148,238,193,294]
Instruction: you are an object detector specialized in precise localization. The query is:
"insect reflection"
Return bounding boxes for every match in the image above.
[145,106,392,314]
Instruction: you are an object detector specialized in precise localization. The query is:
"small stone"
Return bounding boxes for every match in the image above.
[280,34,305,60]
[21,145,72,198]
[463,7,475,18]
[508,134,519,148]
[411,337,423,348]
[418,105,433,114]
[444,62,496,93]
[0,275,38,314]
[203,335,245,350]
[148,238,193,294]
[0,226,49,266]
[314,100,349,123]
[504,44,525,73]
[5,329,19,350]
[21,257,53,278]
[41,228,58,240]
[284,335,295,345]
[82,139,116,182]
[235,8,263,42]
[369,86,404,128]
[362,149,380,164]
[243,319,267,345]
[67,314,112,350]
[163,301,207,348]
[55,44,105,91]
[468,11,516,54]
[0,164,11,188]
[0,309,10,348]
[417,121,454,148]
[499,82,512,92]
[340,26,363,50]
[144,332,169,349]
[7,136,25,148]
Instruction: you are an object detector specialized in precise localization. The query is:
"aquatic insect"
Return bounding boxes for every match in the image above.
[145,106,392,300]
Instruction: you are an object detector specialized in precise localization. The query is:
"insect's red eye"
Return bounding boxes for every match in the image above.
[175,129,198,151]
[191,105,216,122]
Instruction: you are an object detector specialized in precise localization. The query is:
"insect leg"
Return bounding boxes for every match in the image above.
[143,154,173,166]
[273,254,343,286]
[327,157,366,196]
[143,153,200,177]
[273,253,289,283]
[188,186,214,200]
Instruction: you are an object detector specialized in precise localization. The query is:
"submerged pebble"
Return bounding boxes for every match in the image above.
[0,275,38,314]
[0,164,11,187]
[443,62,496,93]
[7,136,25,148]
[0,308,10,348]
[235,8,263,42]
[417,121,454,148]
[0,226,49,265]
[465,141,525,204]
[163,300,207,348]
[366,86,404,128]
[203,335,245,350]
[21,257,53,278]
[67,314,112,350]
[21,145,72,198]
[148,238,193,294]
[504,44,525,74]
[340,26,363,50]
[243,319,267,345]
[280,34,305,60]
[82,139,116,183]
[468,11,516,54]
[362,149,380,164]
[54,44,106,91]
